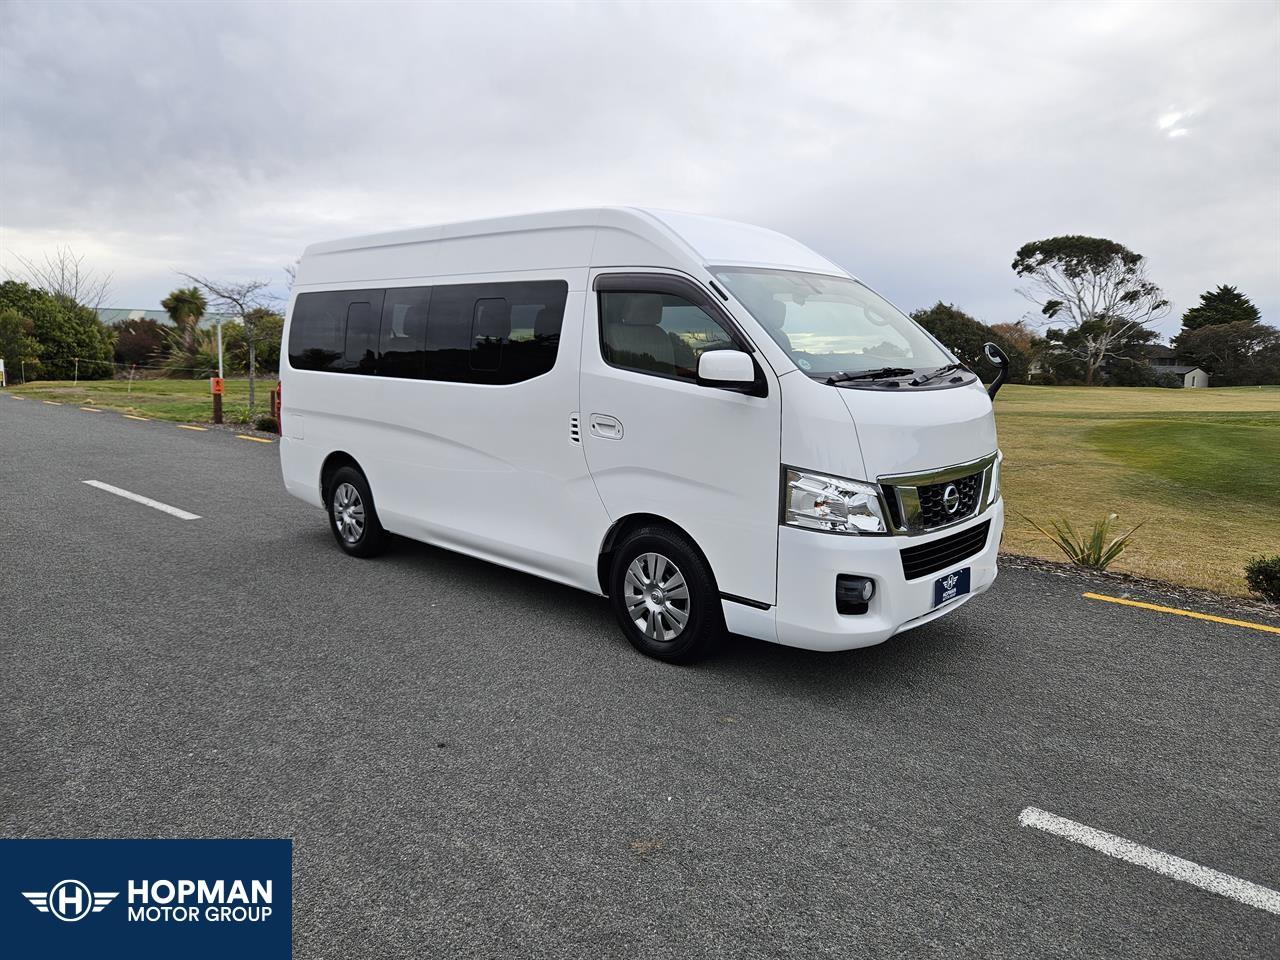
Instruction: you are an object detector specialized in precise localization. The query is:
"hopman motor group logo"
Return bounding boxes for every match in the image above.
[21,877,274,924]
[23,880,118,921]
[2,839,291,960]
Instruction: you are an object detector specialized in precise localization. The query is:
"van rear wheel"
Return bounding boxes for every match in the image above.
[609,526,723,663]
[326,465,387,558]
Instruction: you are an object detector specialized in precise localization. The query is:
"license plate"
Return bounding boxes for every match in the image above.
[933,567,971,608]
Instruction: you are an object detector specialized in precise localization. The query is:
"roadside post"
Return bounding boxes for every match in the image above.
[0,358,6,388]
[211,376,225,424]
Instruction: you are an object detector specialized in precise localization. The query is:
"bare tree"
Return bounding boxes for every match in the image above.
[11,245,113,309]
[180,273,277,411]
[283,258,300,290]
[1013,236,1169,385]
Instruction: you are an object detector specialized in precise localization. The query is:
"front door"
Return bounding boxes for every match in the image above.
[579,271,781,605]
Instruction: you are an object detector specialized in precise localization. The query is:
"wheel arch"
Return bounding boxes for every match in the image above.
[319,450,362,504]
[596,513,717,597]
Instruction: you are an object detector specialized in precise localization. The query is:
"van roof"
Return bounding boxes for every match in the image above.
[297,207,847,286]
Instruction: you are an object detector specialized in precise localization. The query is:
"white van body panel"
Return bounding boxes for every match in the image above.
[282,207,1005,652]
[580,269,782,606]
[838,379,998,480]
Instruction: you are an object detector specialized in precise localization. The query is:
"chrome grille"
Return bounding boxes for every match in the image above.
[878,452,999,534]
[916,471,983,528]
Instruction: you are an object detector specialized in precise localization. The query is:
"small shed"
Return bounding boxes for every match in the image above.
[1162,364,1210,388]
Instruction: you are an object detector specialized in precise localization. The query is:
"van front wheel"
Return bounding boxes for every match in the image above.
[609,526,723,663]
[326,465,387,558]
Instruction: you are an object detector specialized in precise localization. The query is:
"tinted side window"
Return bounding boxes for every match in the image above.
[289,292,345,371]
[423,283,475,382]
[288,289,383,373]
[471,298,509,372]
[379,286,431,379]
[341,296,383,374]
[290,280,567,383]
[425,280,567,385]
[599,291,735,380]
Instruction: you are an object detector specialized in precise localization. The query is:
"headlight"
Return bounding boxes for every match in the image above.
[783,469,889,535]
[987,450,1003,505]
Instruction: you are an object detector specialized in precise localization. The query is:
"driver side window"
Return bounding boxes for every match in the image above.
[599,291,735,381]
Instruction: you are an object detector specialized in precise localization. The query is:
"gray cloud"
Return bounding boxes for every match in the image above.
[2,0,1277,337]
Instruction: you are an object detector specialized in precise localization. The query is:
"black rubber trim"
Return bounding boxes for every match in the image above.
[721,592,772,611]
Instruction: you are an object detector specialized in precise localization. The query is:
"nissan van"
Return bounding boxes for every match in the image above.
[279,208,1005,662]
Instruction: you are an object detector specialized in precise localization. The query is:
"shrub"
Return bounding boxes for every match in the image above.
[160,325,224,378]
[1022,512,1144,570]
[112,317,166,367]
[1244,556,1280,603]
[0,280,113,380]
[255,415,279,433]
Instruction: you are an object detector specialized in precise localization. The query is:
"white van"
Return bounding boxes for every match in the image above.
[280,208,1006,663]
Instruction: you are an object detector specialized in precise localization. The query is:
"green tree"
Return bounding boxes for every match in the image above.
[1175,319,1280,386]
[1042,316,1161,385]
[910,302,1029,383]
[1178,285,1261,333]
[0,280,113,380]
[161,286,207,351]
[1013,236,1169,385]
[0,307,43,380]
[244,307,284,373]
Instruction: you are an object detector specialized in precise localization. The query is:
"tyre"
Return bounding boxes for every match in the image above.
[609,525,723,663]
[326,465,388,558]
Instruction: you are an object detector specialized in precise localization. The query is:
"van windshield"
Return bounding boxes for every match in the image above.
[712,268,953,378]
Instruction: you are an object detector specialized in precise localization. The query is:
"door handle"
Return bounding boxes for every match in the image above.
[589,414,624,440]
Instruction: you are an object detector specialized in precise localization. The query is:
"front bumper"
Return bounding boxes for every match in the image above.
[771,500,1003,651]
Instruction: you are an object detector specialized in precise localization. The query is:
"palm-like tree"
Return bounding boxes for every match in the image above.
[161,286,207,351]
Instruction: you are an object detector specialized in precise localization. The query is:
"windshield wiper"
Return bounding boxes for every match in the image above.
[910,363,969,386]
[825,367,915,385]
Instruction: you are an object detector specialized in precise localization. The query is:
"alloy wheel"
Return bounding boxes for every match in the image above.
[333,482,366,544]
[623,552,691,642]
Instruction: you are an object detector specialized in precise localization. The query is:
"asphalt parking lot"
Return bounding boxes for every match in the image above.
[2,395,1277,959]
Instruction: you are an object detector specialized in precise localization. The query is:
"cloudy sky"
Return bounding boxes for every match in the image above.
[2,0,1277,338]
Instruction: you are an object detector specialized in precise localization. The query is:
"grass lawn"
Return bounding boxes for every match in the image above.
[7,378,273,424]
[994,384,1280,597]
[8,378,1277,596]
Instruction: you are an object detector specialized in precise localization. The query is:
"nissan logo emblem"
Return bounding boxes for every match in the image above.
[942,484,961,514]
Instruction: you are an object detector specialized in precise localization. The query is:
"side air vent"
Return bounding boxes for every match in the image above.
[568,413,581,444]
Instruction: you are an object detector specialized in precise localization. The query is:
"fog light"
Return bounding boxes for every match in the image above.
[836,575,876,615]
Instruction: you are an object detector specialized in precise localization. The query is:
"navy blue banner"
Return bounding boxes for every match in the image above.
[0,839,291,960]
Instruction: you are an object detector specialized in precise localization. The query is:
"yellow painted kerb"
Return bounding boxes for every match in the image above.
[1083,592,1280,636]
[177,424,207,431]
[237,434,274,444]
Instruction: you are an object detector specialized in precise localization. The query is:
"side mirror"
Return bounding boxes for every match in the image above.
[697,349,756,387]
[983,341,1010,400]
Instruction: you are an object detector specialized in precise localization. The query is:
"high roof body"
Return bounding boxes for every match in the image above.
[295,207,849,288]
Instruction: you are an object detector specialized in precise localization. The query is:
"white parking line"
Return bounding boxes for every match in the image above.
[1019,806,1280,915]
[81,480,201,521]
